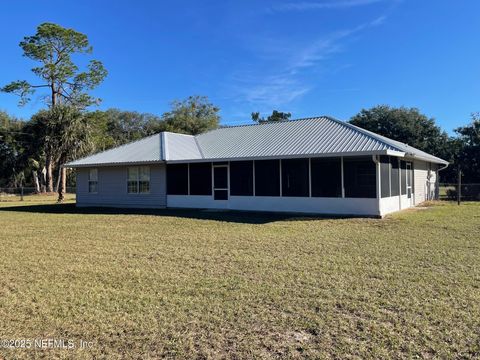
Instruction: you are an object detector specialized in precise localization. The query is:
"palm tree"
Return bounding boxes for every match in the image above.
[44,105,94,202]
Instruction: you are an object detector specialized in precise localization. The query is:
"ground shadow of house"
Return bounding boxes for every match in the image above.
[0,202,370,224]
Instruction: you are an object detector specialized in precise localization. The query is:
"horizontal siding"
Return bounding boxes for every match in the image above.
[414,160,437,204]
[76,165,166,208]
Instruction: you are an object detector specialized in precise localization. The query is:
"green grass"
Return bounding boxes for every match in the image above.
[0,197,479,359]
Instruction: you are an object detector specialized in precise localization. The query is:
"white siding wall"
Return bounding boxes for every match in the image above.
[413,160,437,204]
[379,159,440,216]
[76,165,166,208]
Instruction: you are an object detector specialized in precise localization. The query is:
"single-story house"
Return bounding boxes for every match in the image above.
[66,116,448,217]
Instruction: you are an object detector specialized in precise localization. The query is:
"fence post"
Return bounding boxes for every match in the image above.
[457,168,462,205]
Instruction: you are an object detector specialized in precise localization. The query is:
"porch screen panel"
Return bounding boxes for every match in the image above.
[230,161,253,196]
[344,157,376,198]
[400,161,407,195]
[167,164,188,195]
[254,160,280,196]
[281,159,309,197]
[189,162,212,195]
[311,158,342,197]
[391,158,400,196]
[380,155,391,198]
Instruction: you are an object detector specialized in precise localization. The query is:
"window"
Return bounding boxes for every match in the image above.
[167,164,188,195]
[254,160,280,196]
[391,158,400,196]
[344,157,376,198]
[127,166,150,194]
[281,159,309,197]
[401,161,407,195]
[380,156,391,198]
[88,168,98,193]
[189,162,212,195]
[230,161,253,196]
[311,158,342,197]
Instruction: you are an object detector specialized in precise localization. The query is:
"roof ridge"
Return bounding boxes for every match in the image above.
[200,116,329,135]
[161,132,167,161]
[193,136,205,159]
[164,131,195,137]
[326,116,447,163]
[323,115,404,153]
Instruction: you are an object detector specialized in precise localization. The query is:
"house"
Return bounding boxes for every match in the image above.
[66,116,448,217]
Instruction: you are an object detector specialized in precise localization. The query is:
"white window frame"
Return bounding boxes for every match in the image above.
[88,168,98,194]
[127,166,151,194]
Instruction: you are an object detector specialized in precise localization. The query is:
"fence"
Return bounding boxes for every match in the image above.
[439,183,480,201]
[0,187,76,201]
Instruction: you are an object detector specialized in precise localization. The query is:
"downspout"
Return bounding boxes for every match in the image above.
[436,162,449,200]
[438,163,449,172]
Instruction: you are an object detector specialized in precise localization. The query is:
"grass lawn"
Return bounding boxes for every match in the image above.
[0,197,479,359]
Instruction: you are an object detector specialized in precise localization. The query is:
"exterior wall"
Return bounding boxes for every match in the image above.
[379,160,438,216]
[73,159,440,216]
[413,160,437,204]
[76,165,166,208]
[167,195,380,216]
[379,195,412,215]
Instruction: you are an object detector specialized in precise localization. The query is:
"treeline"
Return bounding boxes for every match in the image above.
[0,95,220,191]
[2,104,479,192]
[349,106,480,184]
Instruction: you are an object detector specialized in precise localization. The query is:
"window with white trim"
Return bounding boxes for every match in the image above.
[88,168,98,193]
[127,166,150,193]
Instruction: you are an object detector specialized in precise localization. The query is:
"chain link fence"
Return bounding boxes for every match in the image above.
[439,183,480,201]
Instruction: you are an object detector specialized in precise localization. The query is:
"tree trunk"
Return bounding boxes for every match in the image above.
[54,165,62,193]
[40,166,47,193]
[46,154,54,193]
[32,170,40,193]
[57,166,67,202]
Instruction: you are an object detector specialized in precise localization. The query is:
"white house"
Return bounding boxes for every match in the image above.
[66,116,448,217]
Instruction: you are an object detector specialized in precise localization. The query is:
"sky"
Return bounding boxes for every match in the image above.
[0,0,479,133]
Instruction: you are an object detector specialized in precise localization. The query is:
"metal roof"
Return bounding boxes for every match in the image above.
[163,132,202,161]
[66,133,162,167]
[66,116,448,167]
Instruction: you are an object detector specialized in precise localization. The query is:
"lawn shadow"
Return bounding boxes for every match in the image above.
[0,202,373,224]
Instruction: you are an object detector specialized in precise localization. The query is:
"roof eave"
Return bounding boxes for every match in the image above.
[64,160,166,168]
[166,150,403,164]
[406,154,449,165]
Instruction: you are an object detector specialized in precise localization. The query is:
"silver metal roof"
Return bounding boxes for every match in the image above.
[66,133,162,167]
[163,132,202,161]
[66,116,448,167]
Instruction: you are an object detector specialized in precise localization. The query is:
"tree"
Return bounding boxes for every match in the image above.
[0,111,24,187]
[31,106,94,201]
[454,113,480,183]
[103,109,165,145]
[349,105,450,158]
[1,23,107,192]
[251,110,291,123]
[162,96,220,135]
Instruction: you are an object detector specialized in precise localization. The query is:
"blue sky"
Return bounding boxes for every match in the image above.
[0,0,478,132]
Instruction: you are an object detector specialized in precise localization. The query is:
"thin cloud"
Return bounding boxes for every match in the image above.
[230,15,388,108]
[271,0,384,12]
